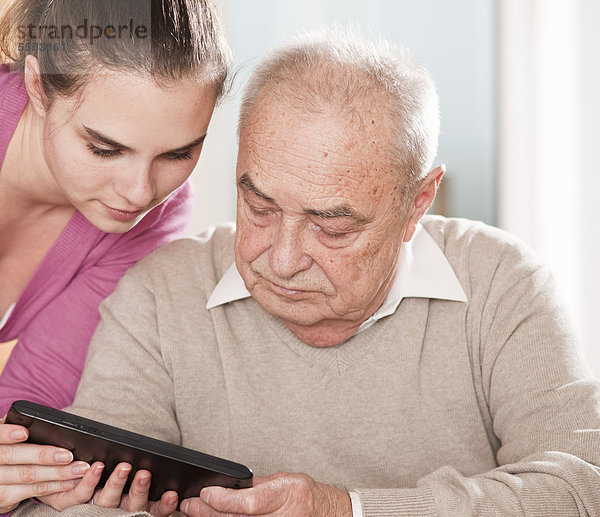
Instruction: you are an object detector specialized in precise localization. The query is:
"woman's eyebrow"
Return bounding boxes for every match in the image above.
[167,134,207,154]
[82,126,207,154]
[82,125,129,149]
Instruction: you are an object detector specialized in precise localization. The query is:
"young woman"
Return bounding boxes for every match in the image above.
[0,0,231,513]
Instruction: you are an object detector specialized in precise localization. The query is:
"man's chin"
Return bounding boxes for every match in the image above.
[254,290,324,327]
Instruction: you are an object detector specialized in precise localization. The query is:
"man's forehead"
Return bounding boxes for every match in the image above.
[237,93,402,209]
[238,133,396,197]
[243,89,390,134]
[240,106,390,167]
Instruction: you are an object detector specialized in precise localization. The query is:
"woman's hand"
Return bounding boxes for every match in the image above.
[94,464,178,517]
[0,417,88,513]
[41,461,178,517]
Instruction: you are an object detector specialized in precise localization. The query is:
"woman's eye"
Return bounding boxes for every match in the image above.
[87,143,121,158]
[166,151,193,161]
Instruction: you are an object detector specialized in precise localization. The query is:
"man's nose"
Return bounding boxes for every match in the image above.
[268,220,312,280]
[115,162,156,208]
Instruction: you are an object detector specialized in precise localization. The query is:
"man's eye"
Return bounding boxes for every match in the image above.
[320,228,345,239]
[244,196,272,216]
[314,225,357,246]
[248,204,271,216]
[87,143,121,158]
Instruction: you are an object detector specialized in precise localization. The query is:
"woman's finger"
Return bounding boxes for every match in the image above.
[92,462,132,508]
[0,461,89,484]
[0,424,28,444]
[121,469,151,511]
[38,462,105,511]
[0,478,80,513]
[122,471,178,516]
[148,490,178,517]
[0,443,73,466]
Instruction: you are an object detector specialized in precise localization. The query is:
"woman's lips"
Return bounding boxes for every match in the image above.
[105,204,144,222]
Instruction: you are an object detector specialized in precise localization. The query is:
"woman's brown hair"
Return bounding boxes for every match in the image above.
[0,0,232,102]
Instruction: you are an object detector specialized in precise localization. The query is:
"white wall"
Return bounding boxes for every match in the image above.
[187,0,497,234]
[578,0,600,376]
[498,0,600,376]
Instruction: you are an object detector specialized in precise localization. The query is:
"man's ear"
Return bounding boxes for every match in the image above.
[24,55,48,117]
[402,164,445,242]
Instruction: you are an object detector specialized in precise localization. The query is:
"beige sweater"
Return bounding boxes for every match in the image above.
[14,216,600,517]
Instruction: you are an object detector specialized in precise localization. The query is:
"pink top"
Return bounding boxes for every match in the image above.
[0,65,194,416]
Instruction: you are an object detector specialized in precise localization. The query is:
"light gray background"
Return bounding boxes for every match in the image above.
[190,0,497,233]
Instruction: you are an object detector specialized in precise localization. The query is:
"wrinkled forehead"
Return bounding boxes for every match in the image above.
[239,93,395,164]
[241,84,394,134]
[237,96,403,208]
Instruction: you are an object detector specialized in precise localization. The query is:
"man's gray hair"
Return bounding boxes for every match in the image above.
[238,27,440,202]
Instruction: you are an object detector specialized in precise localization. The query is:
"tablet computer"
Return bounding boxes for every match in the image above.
[6,400,253,501]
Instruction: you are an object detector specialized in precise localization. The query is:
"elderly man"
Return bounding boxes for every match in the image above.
[11,30,600,517]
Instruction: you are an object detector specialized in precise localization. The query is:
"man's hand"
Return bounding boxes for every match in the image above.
[180,472,352,517]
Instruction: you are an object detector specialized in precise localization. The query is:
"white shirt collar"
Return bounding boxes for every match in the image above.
[205,259,252,309]
[205,224,467,328]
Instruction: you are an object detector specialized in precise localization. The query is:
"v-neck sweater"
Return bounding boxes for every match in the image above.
[17,219,598,517]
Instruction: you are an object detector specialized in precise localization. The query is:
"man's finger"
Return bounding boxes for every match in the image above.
[180,495,222,517]
[199,482,285,516]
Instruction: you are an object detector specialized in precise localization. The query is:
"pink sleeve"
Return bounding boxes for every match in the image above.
[0,183,194,415]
